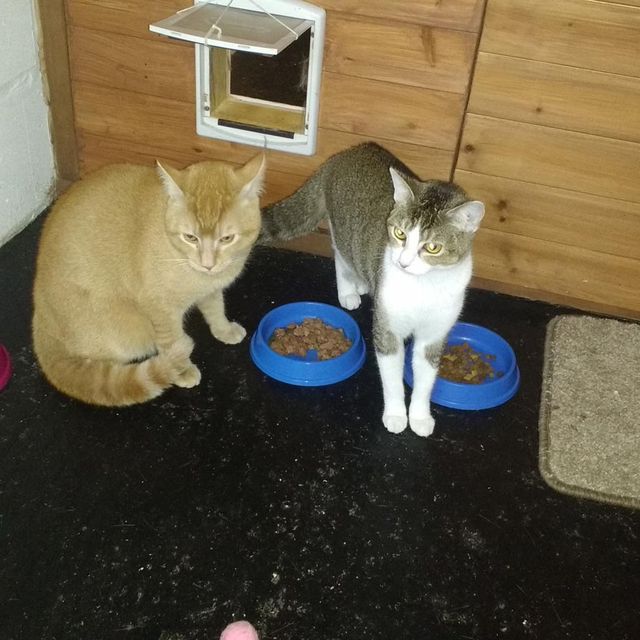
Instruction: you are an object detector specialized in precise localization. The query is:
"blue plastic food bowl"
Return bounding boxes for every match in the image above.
[250,301,366,386]
[404,322,520,410]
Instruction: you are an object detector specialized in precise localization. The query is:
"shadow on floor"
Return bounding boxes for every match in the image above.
[1,217,639,640]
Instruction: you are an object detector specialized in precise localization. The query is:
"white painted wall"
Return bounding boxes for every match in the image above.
[0,0,56,246]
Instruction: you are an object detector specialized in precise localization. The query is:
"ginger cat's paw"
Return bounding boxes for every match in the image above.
[214,322,247,344]
[383,413,408,434]
[409,413,435,438]
[174,363,201,388]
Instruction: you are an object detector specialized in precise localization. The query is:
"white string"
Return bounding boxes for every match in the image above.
[204,0,234,45]
[203,0,299,46]
[247,0,299,39]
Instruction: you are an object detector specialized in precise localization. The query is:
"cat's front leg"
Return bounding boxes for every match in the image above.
[373,318,407,434]
[149,311,201,388]
[198,291,246,344]
[408,340,443,437]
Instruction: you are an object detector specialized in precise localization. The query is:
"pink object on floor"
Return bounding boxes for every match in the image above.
[220,621,259,640]
[0,344,11,391]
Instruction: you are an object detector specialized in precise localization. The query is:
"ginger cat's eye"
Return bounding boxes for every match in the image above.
[424,242,442,255]
[182,233,199,244]
[392,227,406,241]
[219,234,235,244]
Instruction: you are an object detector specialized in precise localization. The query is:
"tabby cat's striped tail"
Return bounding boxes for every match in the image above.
[259,174,325,244]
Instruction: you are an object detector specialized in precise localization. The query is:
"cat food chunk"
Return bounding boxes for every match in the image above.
[438,342,501,384]
[269,318,352,361]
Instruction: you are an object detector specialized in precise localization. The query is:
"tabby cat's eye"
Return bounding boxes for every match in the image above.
[424,242,443,255]
[182,233,199,244]
[392,227,406,241]
[219,234,235,244]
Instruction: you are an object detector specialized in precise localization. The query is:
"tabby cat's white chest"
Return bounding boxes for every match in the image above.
[379,248,472,341]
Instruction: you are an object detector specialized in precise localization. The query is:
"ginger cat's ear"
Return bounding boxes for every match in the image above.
[236,153,266,200]
[156,161,184,201]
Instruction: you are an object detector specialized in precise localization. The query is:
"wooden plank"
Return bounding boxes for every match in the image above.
[36,0,79,186]
[481,0,640,77]
[324,13,476,93]
[72,82,455,180]
[317,0,485,31]
[456,171,640,260]
[77,133,307,206]
[472,228,640,314]
[66,0,185,40]
[469,53,640,144]
[68,26,195,102]
[457,115,640,203]
[320,72,465,150]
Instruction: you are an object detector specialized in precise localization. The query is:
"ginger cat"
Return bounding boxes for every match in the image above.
[32,154,265,406]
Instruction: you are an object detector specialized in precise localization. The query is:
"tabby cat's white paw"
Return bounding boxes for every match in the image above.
[383,413,408,434]
[409,414,435,438]
[339,293,361,310]
[174,363,201,388]
[214,322,246,344]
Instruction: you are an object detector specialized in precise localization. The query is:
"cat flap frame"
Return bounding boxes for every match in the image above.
[150,0,325,156]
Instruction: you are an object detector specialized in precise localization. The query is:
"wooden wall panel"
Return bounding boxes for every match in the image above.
[324,14,476,92]
[64,0,478,200]
[455,171,640,260]
[68,30,465,153]
[319,73,464,150]
[473,228,640,314]
[78,133,308,206]
[317,0,484,31]
[469,53,640,143]
[66,0,185,39]
[481,0,640,76]
[66,0,483,35]
[69,27,195,101]
[458,115,640,204]
[68,7,477,95]
[455,0,640,318]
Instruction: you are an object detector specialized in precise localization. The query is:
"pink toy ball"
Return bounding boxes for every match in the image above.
[0,345,11,392]
[220,621,259,640]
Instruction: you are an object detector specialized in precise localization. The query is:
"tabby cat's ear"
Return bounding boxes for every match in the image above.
[156,161,184,201]
[389,167,414,206]
[236,153,266,200]
[447,201,485,233]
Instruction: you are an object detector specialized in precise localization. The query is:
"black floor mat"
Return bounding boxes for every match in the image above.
[1,216,639,640]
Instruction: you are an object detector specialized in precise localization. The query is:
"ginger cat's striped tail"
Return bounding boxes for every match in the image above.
[33,335,193,407]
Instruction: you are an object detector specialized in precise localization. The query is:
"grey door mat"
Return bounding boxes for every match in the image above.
[539,314,640,509]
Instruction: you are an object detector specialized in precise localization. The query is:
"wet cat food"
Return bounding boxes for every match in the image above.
[269,318,352,361]
[438,342,501,384]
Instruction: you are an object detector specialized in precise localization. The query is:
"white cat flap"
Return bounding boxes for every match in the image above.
[150,0,326,156]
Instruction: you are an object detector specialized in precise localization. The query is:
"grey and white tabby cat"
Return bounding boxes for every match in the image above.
[260,143,484,437]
